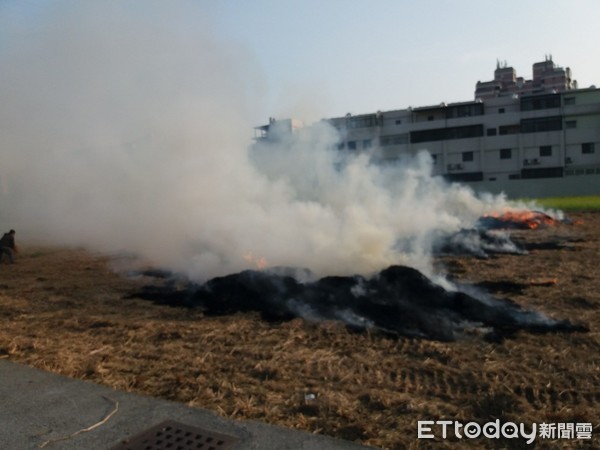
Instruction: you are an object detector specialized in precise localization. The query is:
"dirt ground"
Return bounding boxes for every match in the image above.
[1,212,599,450]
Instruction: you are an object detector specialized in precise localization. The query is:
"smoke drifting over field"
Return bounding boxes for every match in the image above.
[1,2,525,281]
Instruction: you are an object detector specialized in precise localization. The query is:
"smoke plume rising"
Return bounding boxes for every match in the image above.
[1,2,528,281]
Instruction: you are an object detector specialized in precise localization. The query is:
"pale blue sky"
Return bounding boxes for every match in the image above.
[2,0,599,126]
[205,0,600,122]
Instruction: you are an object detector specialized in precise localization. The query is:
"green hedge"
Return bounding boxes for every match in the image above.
[522,196,600,211]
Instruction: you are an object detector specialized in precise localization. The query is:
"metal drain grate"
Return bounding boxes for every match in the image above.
[111,420,240,450]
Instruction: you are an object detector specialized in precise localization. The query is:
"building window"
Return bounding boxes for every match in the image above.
[565,120,577,129]
[499,108,505,114]
[427,115,434,121]
[380,134,409,146]
[499,124,520,135]
[564,97,576,106]
[362,139,372,149]
[487,128,497,136]
[462,151,474,162]
[347,141,357,150]
[395,119,402,125]
[445,103,484,119]
[521,167,564,179]
[521,116,562,133]
[520,93,561,111]
[347,115,377,129]
[410,125,483,144]
[431,154,438,164]
[500,148,512,160]
[540,145,552,157]
[582,143,595,154]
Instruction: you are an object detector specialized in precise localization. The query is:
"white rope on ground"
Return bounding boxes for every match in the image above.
[38,396,119,448]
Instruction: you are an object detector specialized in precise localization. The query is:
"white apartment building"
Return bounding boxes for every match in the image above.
[254,59,600,198]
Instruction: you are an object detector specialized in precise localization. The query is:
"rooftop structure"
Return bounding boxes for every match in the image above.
[475,56,578,100]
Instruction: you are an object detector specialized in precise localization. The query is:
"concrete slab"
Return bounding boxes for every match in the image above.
[0,360,377,450]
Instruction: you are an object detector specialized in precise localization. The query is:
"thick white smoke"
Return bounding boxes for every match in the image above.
[1,2,523,281]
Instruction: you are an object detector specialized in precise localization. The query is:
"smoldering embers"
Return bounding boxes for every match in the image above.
[132,265,585,342]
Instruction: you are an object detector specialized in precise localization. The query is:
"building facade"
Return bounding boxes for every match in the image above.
[255,59,600,198]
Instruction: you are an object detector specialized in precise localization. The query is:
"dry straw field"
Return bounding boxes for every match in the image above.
[1,212,599,449]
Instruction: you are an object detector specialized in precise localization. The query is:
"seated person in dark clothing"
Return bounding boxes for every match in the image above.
[0,229,17,263]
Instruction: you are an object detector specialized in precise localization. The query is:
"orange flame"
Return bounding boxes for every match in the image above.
[243,251,269,270]
[484,210,558,229]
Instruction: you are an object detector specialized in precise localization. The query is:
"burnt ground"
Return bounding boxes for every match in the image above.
[0,212,599,450]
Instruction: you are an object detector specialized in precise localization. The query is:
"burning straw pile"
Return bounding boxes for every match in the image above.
[133,210,586,342]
